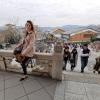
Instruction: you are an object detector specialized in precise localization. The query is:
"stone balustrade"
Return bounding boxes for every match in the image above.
[0,43,63,80]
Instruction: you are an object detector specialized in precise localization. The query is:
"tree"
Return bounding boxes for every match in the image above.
[90,35,96,42]
[4,24,21,44]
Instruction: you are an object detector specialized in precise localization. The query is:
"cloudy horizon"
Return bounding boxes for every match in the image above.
[0,0,100,27]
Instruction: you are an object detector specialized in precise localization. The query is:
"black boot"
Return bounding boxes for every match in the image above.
[98,71,100,74]
[81,70,84,73]
[71,66,74,71]
[63,66,66,70]
[93,70,95,73]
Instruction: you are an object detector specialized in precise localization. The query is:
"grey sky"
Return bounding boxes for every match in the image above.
[0,0,100,26]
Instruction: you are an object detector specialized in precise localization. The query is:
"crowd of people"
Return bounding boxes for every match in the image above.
[63,43,91,73]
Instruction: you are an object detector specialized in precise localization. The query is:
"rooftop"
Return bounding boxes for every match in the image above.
[71,29,98,36]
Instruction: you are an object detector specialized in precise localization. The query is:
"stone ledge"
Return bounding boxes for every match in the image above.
[0,49,63,80]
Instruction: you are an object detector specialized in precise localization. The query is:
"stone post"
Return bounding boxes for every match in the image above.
[0,56,5,70]
[52,42,63,80]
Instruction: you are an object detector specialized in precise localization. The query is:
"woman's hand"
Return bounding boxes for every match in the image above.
[21,52,25,57]
[15,54,25,62]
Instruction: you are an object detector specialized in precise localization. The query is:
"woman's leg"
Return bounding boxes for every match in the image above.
[81,58,85,73]
[20,57,30,81]
[70,59,74,71]
[21,63,27,75]
[63,58,68,70]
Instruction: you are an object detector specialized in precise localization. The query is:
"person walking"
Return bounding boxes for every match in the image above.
[80,44,90,73]
[63,46,71,70]
[16,20,36,81]
[70,47,78,71]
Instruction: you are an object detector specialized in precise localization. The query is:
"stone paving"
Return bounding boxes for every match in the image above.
[54,49,100,100]
[0,49,100,100]
[0,71,57,100]
[1,70,100,100]
[54,79,100,100]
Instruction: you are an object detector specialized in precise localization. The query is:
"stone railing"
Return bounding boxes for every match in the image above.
[0,43,63,80]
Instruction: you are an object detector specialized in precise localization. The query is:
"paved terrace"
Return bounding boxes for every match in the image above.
[0,70,100,100]
[54,49,100,100]
[0,71,57,100]
[0,47,100,100]
[0,43,62,100]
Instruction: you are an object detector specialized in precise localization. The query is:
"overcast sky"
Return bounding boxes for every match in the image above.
[0,0,100,27]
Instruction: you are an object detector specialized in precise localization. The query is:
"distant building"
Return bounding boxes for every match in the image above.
[92,32,100,51]
[69,29,97,43]
[52,28,65,34]
[61,33,70,43]
[96,32,100,40]
[51,28,70,42]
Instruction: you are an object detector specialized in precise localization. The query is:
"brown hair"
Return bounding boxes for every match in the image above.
[27,20,35,31]
[25,20,35,36]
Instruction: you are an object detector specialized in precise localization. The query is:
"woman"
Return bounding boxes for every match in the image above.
[63,46,71,70]
[70,47,78,71]
[16,20,35,81]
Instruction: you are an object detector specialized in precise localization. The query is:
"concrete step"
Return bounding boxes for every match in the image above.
[63,71,100,84]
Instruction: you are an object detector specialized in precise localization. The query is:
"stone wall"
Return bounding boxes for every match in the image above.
[0,43,63,80]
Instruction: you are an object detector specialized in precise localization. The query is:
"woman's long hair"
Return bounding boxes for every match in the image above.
[25,20,35,37]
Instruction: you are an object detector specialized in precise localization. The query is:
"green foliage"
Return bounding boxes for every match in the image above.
[90,35,96,42]
[4,25,21,44]
[7,34,21,44]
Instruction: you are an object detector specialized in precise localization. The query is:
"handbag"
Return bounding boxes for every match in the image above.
[13,38,25,55]
[15,54,25,63]
[13,45,23,55]
[13,44,25,63]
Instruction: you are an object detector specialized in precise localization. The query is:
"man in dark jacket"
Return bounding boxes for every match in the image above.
[80,44,90,73]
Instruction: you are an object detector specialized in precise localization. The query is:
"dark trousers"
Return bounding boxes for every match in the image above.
[70,57,76,67]
[63,57,68,69]
[81,57,88,71]
[70,59,75,70]
[21,57,30,75]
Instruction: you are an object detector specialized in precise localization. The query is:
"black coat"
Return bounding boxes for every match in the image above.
[63,49,71,61]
